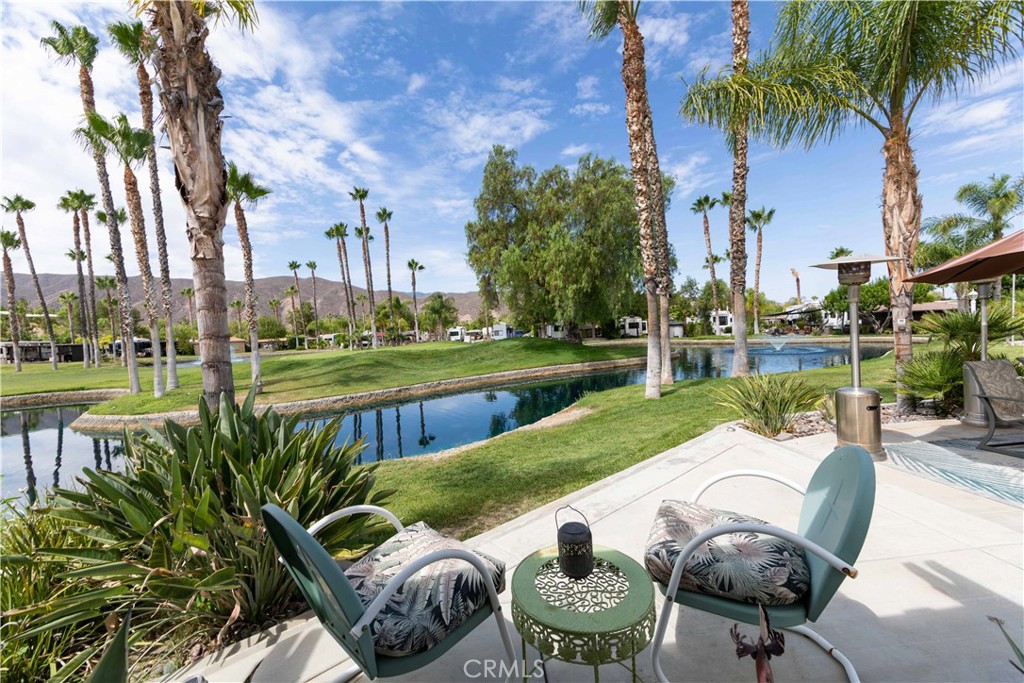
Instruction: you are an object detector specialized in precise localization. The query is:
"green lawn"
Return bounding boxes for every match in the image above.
[0,340,647,415]
[374,354,898,539]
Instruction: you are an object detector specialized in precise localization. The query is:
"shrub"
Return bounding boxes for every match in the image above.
[897,349,967,412]
[13,391,390,677]
[713,373,823,437]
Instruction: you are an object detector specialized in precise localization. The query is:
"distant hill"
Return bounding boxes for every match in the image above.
[6,272,502,323]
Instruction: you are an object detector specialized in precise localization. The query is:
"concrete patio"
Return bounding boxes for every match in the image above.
[172,418,1023,683]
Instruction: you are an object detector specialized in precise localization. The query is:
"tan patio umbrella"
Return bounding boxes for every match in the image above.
[907,230,1024,285]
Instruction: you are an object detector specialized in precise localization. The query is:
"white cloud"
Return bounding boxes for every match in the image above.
[431,197,474,221]
[560,143,591,158]
[920,97,1014,135]
[496,76,539,95]
[576,75,600,100]
[508,3,594,72]
[667,152,718,199]
[407,73,428,94]
[637,11,693,76]
[570,102,612,118]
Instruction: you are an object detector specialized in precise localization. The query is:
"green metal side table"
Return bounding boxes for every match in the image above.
[511,546,656,682]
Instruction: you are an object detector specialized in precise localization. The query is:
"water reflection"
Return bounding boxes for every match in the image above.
[4,343,888,498]
[1,406,123,505]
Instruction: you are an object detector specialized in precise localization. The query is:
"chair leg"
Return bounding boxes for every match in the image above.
[327,663,364,683]
[488,597,517,683]
[977,401,998,451]
[650,595,678,683]
[785,625,859,683]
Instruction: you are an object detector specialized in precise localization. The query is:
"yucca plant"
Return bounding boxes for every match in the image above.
[12,390,390,677]
[713,373,823,438]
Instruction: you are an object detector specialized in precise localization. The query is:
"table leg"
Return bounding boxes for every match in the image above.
[593,665,599,683]
[521,636,528,683]
[631,655,637,683]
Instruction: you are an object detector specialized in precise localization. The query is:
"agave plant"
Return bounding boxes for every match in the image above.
[713,373,823,438]
[8,390,391,677]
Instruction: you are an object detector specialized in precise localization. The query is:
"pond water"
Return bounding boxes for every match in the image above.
[1,342,888,504]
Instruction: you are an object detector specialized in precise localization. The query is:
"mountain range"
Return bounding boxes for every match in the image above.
[6,272,496,324]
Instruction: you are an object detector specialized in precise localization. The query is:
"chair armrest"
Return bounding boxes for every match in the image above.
[692,470,806,503]
[975,393,1024,403]
[307,505,404,539]
[348,548,502,639]
[662,522,858,600]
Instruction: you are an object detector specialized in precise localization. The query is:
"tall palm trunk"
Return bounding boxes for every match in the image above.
[340,234,357,349]
[310,271,320,346]
[81,64,140,392]
[71,213,91,368]
[151,0,233,407]
[333,236,354,347]
[753,228,762,335]
[124,164,164,398]
[358,218,378,349]
[79,209,101,364]
[383,220,395,339]
[288,290,298,343]
[702,211,720,318]
[881,119,921,412]
[14,212,58,369]
[728,0,751,377]
[642,92,673,384]
[66,302,75,345]
[233,202,261,391]
[137,61,178,390]
[291,271,306,348]
[618,5,660,398]
[2,249,22,372]
[105,289,117,343]
[411,271,420,343]
[188,295,196,327]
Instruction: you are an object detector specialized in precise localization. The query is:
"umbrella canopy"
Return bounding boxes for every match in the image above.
[907,230,1024,284]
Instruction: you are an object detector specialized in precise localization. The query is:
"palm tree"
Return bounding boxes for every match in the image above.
[350,187,378,349]
[59,291,79,345]
[690,195,721,319]
[375,207,396,337]
[325,223,357,347]
[180,287,196,326]
[70,189,101,365]
[230,299,244,332]
[790,268,801,305]
[829,246,854,260]
[96,275,118,344]
[43,21,141,393]
[682,0,1022,404]
[58,192,91,368]
[126,0,258,406]
[422,292,459,339]
[98,208,129,365]
[287,260,306,349]
[356,293,369,331]
[284,284,300,347]
[108,19,178,387]
[268,298,281,324]
[306,260,320,347]
[226,162,270,390]
[82,112,165,398]
[408,259,425,343]
[579,0,669,395]
[1,230,23,372]
[3,195,58,369]
[746,206,775,335]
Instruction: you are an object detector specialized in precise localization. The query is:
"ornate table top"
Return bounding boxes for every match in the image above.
[511,545,656,666]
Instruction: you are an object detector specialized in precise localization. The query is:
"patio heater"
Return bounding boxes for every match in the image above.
[812,254,899,460]
[962,280,995,426]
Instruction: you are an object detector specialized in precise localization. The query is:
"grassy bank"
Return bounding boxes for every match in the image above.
[0,340,646,415]
[375,354,897,538]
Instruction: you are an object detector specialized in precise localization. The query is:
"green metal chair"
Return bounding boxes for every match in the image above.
[261,504,516,682]
[965,360,1024,457]
[647,445,876,683]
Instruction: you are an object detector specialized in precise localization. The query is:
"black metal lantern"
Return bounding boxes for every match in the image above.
[556,505,593,579]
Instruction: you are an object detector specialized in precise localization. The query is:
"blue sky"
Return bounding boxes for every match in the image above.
[2,1,1022,303]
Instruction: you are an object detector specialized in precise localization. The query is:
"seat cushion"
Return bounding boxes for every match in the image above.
[644,500,810,606]
[345,522,505,657]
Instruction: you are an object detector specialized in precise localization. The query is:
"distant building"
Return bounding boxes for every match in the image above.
[619,316,647,337]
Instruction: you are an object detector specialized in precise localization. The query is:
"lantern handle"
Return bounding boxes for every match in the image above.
[555,504,590,531]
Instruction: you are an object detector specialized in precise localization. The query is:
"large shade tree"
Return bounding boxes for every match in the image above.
[132,0,259,406]
[3,195,58,369]
[578,0,670,396]
[682,0,1023,406]
[43,21,141,392]
[109,18,179,389]
[226,161,270,390]
[82,111,165,397]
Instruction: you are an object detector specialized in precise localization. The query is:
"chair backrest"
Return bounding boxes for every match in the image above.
[261,504,378,678]
[966,360,1024,421]
[797,445,876,622]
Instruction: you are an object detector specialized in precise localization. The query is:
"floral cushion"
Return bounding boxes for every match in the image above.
[345,522,505,657]
[644,500,810,606]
